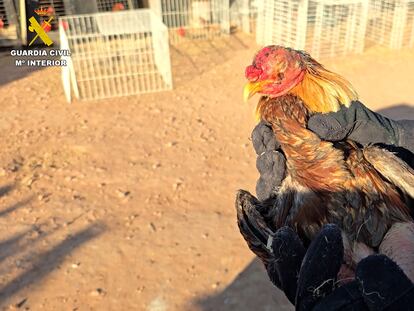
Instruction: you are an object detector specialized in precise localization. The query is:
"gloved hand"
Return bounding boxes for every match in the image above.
[253,100,414,201]
[236,192,344,307]
[235,198,414,310]
[314,254,414,311]
[244,100,414,308]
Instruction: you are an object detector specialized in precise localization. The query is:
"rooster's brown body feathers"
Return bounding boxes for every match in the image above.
[256,95,413,254]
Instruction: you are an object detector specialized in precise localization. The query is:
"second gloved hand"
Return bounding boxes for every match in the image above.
[252,101,414,201]
[252,120,286,201]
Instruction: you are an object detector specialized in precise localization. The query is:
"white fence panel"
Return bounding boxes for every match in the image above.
[95,0,135,11]
[149,0,230,44]
[230,0,258,34]
[256,0,369,59]
[367,0,414,49]
[59,9,172,102]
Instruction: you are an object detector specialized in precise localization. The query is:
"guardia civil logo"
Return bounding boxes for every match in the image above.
[28,7,53,47]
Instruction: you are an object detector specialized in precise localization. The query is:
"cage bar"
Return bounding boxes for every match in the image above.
[256,0,369,59]
[94,0,136,12]
[230,0,258,34]
[0,0,19,47]
[59,9,172,102]
[63,0,142,14]
[36,0,67,31]
[36,0,141,33]
[366,0,414,49]
[149,0,230,44]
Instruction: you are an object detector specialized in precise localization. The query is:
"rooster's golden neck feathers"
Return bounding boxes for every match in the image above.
[290,56,358,113]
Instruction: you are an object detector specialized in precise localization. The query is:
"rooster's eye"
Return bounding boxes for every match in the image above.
[277,72,284,80]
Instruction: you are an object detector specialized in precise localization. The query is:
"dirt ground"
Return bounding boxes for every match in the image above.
[0,34,413,310]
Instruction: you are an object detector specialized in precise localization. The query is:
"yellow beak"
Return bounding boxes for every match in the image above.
[243,81,265,102]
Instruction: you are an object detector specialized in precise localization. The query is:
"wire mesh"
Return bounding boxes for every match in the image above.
[59,9,173,102]
[366,0,414,49]
[149,0,230,44]
[95,0,136,11]
[256,0,369,59]
[404,1,414,47]
[36,0,67,30]
[36,1,141,39]
[0,0,19,47]
[230,0,258,34]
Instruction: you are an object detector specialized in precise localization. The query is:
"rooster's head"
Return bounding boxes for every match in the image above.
[244,45,358,114]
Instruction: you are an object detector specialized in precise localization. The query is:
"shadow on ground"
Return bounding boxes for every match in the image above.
[0,196,34,218]
[377,103,414,120]
[195,258,293,311]
[0,223,105,305]
[0,47,48,88]
[0,183,34,218]
[0,185,106,306]
[0,184,14,197]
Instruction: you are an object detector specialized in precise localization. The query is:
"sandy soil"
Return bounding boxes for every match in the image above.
[0,34,413,310]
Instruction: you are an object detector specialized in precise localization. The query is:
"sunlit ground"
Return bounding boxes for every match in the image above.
[0,34,413,310]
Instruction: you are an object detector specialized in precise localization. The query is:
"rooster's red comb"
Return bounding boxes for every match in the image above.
[245,46,307,96]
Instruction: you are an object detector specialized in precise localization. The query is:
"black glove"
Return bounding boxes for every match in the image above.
[236,191,343,307]
[236,189,305,304]
[307,101,414,153]
[251,120,286,201]
[302,227,414,311]
[252,100,414,201]
[236,197,414,310]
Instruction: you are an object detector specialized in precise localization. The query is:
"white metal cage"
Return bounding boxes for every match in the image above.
[21,0,145,47]
[59,9,173,102]
[149,0,231,44]
[256,0,369,59]
[0,0,19,47]
[230,0,258,34]
[36,1,139,34]
[366,0,414,49]
[94,0,138,12]
[43,0,140,19]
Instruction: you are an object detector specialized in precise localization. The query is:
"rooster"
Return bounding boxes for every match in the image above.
[237,46,414,281]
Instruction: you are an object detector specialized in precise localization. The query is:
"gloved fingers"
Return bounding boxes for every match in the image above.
[307,101,411,153]
[308,115,393,146]
[256,150,286,176]
[235,190,275,265]
[356,254,414,311]
[266,226,306,305]
[307,113,350,142]
[256,150,286,201]
[296,224,344,311]
[251,120,281,155]
[312,281,368,311]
